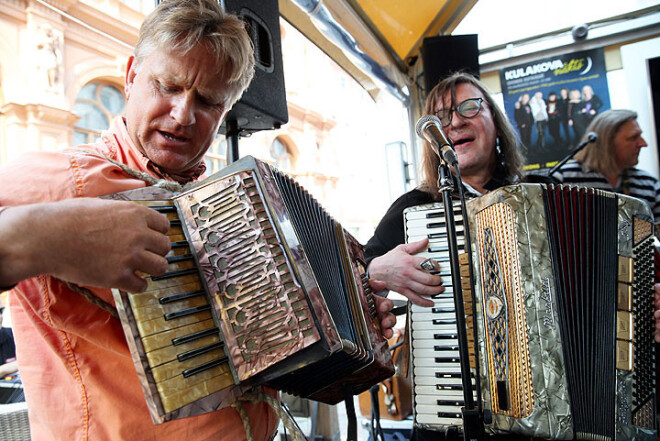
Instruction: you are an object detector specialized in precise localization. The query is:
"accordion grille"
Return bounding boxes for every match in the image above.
[475,202,534,418]
[179,172,320,381]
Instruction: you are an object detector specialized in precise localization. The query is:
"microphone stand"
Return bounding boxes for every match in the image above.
[437,159,485,441]
[547,134,597,178]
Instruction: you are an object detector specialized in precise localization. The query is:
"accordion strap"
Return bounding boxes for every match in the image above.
[238,389,305,441]
[66,282,118,319]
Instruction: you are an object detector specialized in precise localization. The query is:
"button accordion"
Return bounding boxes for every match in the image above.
[405,183,656,440]
[108,156,394,424]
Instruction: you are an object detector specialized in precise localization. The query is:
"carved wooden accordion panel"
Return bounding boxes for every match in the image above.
[109,156,394,424]
[406,184,656,440]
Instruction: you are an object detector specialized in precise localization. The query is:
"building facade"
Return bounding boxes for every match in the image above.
[0,0,407,242]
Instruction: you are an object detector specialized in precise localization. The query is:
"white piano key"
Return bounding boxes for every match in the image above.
[417,312,458,321]
[420,403,466,414]
[411,357,461,368]
[415,413,464,426]
[413,348,460,358]
[411,338,459,349]
[414,375,464,387]
[411,321,459,331]
[404,209,451,220]
[414,384,462,396]
[414,366,461,377]
[414,394,462,405]
[411,333,459,343]
[406,226,465,238]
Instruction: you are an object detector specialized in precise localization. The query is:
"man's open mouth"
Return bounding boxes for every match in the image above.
[160,131,188,142]
[453,136,474,146]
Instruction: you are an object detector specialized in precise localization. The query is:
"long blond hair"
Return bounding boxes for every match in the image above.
[574,109,638,176]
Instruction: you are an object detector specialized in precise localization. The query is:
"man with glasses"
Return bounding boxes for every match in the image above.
[363,72,526,441]
[364,72,524,306]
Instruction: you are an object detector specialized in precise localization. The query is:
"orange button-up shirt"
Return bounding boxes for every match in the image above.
[0,118,278,441]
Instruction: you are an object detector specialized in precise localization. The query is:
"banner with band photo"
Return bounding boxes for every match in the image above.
[500,48,611,170]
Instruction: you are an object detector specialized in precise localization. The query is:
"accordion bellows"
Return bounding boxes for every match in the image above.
[109,156,394,423]
[406,184,656,440]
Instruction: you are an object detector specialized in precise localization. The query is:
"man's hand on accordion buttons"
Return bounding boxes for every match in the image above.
[3,198,172,293]
[654,283,660,343]
[367,238,443,307]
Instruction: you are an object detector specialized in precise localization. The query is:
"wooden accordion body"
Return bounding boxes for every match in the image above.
[109,156,394,424]
[406,184,656,440]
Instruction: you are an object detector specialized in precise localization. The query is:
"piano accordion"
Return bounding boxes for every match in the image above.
[108,156,394,424]
[405,183,656,440]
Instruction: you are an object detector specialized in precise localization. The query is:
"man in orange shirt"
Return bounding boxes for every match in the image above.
[0,1,278,439]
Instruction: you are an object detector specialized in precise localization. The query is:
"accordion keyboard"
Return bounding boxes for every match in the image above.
[405,201,477,428]
[126,201,235,414]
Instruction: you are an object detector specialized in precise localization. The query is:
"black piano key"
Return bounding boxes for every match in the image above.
[177,341,225,362]
[170,240,189,249]
[434,345,459,351]
[159,289,206,304]
[432,318,457,325]
[435,357,460,363]
[432,307,455,313]
[436,384,462,391]
[171,327,219,346]
[437,399,463,406]
[434,333,458,340]
[438,411,462,419]
[151,267,198,281]
[426,249,450,258]
[166,253,194,264]
[425,212,443,218]
[150,205,177,213]
[182,356,229,378]
[164,304,211,320]
[435,372,461,378]
[431,292,454,300]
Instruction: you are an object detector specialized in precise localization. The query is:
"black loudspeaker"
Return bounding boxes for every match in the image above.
[421,35,479,95]
[221,0,288,134]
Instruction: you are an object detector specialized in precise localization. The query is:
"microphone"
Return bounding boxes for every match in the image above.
[416,115,458,165]
[548,132,598,177]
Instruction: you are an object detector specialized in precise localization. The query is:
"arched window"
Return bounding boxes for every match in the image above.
[73,82,125,144]
[270,137,296,171]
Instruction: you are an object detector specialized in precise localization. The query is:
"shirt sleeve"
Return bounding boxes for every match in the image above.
[0,150,149,207]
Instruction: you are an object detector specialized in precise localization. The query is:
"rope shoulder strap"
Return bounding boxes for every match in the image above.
[238,389,306,441]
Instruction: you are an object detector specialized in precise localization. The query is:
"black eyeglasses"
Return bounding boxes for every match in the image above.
[434,97,484,127]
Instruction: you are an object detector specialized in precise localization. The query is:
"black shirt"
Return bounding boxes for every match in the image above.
[0,327,16,364]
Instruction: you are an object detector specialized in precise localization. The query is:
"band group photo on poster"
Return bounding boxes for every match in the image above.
[501,48,611,169]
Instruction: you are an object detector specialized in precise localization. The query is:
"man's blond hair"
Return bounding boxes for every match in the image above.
[134,0,255,107]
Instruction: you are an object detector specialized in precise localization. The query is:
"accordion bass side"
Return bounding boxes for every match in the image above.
[107,156,394,424]
[406,183,656,440]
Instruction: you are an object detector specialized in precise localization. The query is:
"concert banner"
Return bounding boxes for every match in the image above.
[500,48,610,170]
